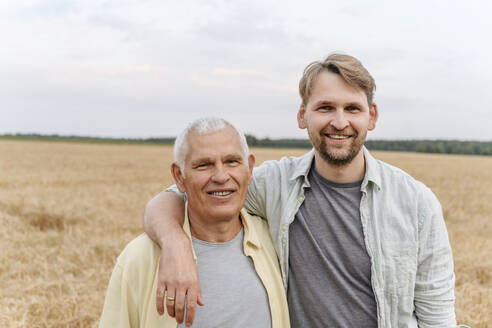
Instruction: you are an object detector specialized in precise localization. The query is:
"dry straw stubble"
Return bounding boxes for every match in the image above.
[0,140,490,327]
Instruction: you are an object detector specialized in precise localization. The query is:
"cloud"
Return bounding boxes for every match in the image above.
[1,0,492,140]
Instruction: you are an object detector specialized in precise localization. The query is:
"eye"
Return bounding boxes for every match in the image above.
[346,105,360,112]
[226,159,240,165]
[195,163,209,169]
[317,105,333,112]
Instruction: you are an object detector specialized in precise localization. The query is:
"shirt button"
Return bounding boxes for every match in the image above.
[281,224,287,232]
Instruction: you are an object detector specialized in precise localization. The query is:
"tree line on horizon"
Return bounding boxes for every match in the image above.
[2,133,492,156]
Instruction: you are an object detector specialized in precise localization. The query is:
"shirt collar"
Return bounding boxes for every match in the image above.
[361,146,382,191]
[183,204,262,254]
[183,205,197,261]
[240,208,262,249]
[290,148,316,182]
[288,147,381,190]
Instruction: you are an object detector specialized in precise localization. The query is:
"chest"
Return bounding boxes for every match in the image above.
[190,238,272,328]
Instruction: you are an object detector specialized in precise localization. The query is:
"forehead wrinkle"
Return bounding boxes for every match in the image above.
[309,72,368,104]
[189,152,244,166]
[184,127,248,168]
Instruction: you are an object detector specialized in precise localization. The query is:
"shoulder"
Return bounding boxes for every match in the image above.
[373,158,441,220]
[102,234,162,326]
[241,209,272,244]
[243,211,269,233]
[375,158,429,194]
[253,150,314,181]
[115,233,161,278]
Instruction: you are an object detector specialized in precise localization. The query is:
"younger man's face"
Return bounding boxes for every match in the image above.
[298,70,378,166]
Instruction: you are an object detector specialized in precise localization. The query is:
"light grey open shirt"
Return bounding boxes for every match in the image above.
[169,147,458,327]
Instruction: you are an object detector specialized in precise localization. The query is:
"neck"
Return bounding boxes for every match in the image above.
[314,149,366,183]
[187,209,242,243]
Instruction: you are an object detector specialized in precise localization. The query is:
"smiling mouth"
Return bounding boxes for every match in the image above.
[208,191,233,196]
[327,134,350,139]
[323,132,354,141]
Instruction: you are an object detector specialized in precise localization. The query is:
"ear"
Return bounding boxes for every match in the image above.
[368,103,378,131]
[171,162,186,193]
[247,154,255,185]
[297,104,307,129]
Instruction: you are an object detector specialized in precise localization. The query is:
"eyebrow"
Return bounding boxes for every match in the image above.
[313,100,335,107]
[313,100,365,108]
[191,157,212,166]
[344,101,365,108]
[190,153,244,166]
[224,154,244,162]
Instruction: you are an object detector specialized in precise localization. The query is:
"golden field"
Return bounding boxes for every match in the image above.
[0,140,491,327]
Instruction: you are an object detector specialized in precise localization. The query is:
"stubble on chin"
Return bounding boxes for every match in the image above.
[316,131,365,167]
[317,140,358,166]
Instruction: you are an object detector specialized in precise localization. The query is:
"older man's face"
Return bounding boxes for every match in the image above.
[175,126,254,222]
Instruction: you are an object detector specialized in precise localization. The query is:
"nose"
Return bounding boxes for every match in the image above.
[330,109,349,130]
[211,163,230,183]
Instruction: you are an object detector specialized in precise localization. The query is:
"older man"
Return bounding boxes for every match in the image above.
[99,118,289,327]
[144,53,460,327]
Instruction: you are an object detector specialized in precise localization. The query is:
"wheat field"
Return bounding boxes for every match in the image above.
[0,140,490,327]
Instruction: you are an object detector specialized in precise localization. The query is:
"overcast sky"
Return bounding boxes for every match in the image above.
[2,0,491,140]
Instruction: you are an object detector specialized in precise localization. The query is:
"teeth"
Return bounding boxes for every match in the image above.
[211,191,232,196]
[329,135,349,139]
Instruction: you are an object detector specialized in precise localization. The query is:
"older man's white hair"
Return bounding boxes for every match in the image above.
[173,117,250,172]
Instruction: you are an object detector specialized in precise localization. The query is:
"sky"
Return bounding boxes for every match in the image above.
[2,0,492,140]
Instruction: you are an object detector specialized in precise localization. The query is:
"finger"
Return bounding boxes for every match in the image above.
[174,287,187,324]
[156,285,166,315]
[184,289,198,327]
[197,285,205,306]
[165,288,176,318]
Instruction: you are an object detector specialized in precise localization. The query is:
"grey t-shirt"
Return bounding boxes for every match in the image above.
[287,164,377,328]
[178,228,272,328]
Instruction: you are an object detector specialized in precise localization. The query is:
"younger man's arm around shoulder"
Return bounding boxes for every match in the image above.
[414,185,457,327]
[243,166,269,219]
[143,189,203,324]
[244,153,310,220]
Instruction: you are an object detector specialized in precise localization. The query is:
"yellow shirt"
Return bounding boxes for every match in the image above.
[99,208,290,328]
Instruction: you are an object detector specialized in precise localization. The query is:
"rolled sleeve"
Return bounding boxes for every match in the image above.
[165,184,186,201]
[244,166,268,219]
